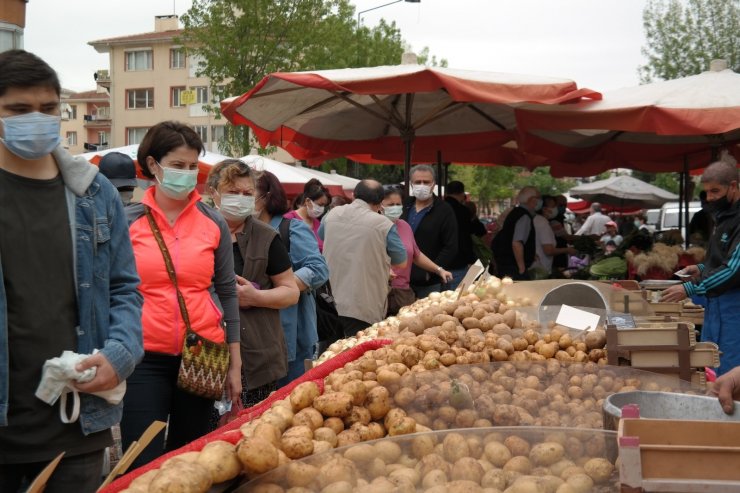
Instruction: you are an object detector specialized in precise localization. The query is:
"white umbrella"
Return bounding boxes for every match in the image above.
[239,155,346,197]
[569,175,678,208]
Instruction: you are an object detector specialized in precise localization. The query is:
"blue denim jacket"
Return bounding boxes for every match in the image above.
[269,216,329,361]
[0,147,144,434]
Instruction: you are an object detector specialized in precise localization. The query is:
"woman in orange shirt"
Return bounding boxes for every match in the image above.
[121,122,241,467]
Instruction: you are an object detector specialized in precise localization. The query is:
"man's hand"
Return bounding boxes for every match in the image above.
[710,366,740,414]
[74,353,120,392]
[236,275,260,309]
[660,283,688,303]
[677,264,701,280]
[438,268,453,283]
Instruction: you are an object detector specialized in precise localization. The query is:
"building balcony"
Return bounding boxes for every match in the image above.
[83,143,109,152]
[94,69,111,87]
[83,111,111,127]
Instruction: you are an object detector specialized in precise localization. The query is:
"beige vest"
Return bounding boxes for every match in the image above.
[323,199,393,324]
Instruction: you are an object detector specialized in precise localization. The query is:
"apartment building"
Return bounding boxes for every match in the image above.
[88,15,228,152]
[0,0,26,52]
[60,89,111,155]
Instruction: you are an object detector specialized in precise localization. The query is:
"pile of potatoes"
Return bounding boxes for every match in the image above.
[246,427,617,493]
[121,440,242,493]
[390,360,688,431]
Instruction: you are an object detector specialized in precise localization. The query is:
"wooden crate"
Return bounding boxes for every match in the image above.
[629,341,719,368]
[619,416,740,491]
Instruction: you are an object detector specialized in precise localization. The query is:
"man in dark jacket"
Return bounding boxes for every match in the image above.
[661,160,740,375]
[445,180,484,289]
[401,165,458,298]
[491,186,541,280]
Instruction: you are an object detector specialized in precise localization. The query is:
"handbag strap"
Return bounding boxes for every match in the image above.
[143,205,193,335]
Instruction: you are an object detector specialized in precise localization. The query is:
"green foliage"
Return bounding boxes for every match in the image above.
[632,170,683,195]
[180,0,407,156]
[639,0,740,82]
[415,46,449,68]
[448,165,574,213]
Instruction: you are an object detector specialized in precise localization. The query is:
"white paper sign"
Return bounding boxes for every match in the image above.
[456,260,485,300]
[555,305,601,332]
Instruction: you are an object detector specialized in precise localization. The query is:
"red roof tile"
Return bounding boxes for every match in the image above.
[66,90,110,101]
[89,29,183,45]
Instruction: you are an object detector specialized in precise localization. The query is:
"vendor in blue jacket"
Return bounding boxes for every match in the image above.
[662,159,740,375]
[0,50,143,492]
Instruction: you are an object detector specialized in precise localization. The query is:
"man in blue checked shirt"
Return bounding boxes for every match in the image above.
[662,160,740,375]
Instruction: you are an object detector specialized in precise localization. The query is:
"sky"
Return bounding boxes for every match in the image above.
[23,0,649,94]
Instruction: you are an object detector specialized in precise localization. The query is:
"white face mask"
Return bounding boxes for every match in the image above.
[307,199,325,219]
[412,184,432,201]
[383,205,403,221]
[218,193,255,221]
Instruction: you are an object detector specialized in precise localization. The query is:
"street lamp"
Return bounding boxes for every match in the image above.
[357,0,420,30]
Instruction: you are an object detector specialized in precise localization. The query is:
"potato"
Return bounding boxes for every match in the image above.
[128,469,159,491]
[149,459,212,493]
[237,437,280,475]
[584,329,606,350]
[313,440,334,454]
[253,422,282,448]
[484,441,512,467]
[529,442,565,466]
[318,456,358,488]
[565,473,593,493]
[290,381,320,411]
[481,468,506,490]
[452,457,484,483]
[447,479,483,493]
[285,462,319,488]
[389,467,421,486]
[412,434,437,459]
[343,406,372,427]
[366,386,391,420]
[314,427,338,447]
[454,306,474,320]
[344,443,376,463]
[388,417,417,436]
[336,429,362,447]
[504,436,531,457]
[313,392,354,418]
[320,480,353,493]
[443,433,471,463]
[261,410,291,433]
[323,417,345,435]
[583,458,614,484]
[293,407,324,431]
[503,456,532,474]
[197,441,241,483]
[281,435,314,459]
[161,451,200,468]
[423,469,448,489]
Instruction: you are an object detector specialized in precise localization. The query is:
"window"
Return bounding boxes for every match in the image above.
[127,127,149,145]
[170,48,186,69]
[171,86,186,107]
[194,86,209,105]
[126,88,154,109]
[98,131,109,146]
[69,104,77,120]
[125,50,153,71]
[193,125,208,144]
[66,131,77,146]
[211,125,226,143]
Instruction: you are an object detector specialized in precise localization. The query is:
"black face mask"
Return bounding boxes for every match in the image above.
[704,195,730,216]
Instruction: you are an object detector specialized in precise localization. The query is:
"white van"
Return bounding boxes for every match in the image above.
[645,208,661,234]
[657,201,702,241]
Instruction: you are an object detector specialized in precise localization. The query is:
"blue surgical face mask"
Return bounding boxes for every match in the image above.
[155,161,198,200]
[383,204,403,221]
[1,112,62,160]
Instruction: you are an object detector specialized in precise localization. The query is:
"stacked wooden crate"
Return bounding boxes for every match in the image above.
[606,322,718,388]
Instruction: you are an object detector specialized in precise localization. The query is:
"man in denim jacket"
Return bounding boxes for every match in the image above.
[0,51,143,492]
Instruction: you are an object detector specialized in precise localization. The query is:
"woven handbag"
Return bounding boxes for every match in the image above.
[144,206,229,400]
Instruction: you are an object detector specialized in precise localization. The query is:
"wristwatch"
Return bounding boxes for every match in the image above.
[436,266,443,273]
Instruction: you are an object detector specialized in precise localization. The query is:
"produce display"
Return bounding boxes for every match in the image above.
[237,427,619,493]
[114,277,699,493]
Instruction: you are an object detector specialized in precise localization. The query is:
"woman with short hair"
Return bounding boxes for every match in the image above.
[206,159,299,408]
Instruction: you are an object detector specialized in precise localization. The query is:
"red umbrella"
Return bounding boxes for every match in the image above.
[221,63,599,191]
[516,60,740,177]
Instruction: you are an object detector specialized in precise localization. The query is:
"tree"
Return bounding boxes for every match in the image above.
[448,165,574,215]
[180,0,406,156]
[639,0,739,82]
[415,46,449,68]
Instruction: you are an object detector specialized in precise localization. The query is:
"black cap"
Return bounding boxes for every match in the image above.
[99,152,137,188]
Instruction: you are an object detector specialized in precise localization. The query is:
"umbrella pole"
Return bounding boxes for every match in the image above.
[404,136,412,198]
[678,168,684,238]
[684,156,690,250]
[437,151,443,197]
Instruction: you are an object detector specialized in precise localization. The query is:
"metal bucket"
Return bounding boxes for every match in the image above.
[603,390,740,431]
